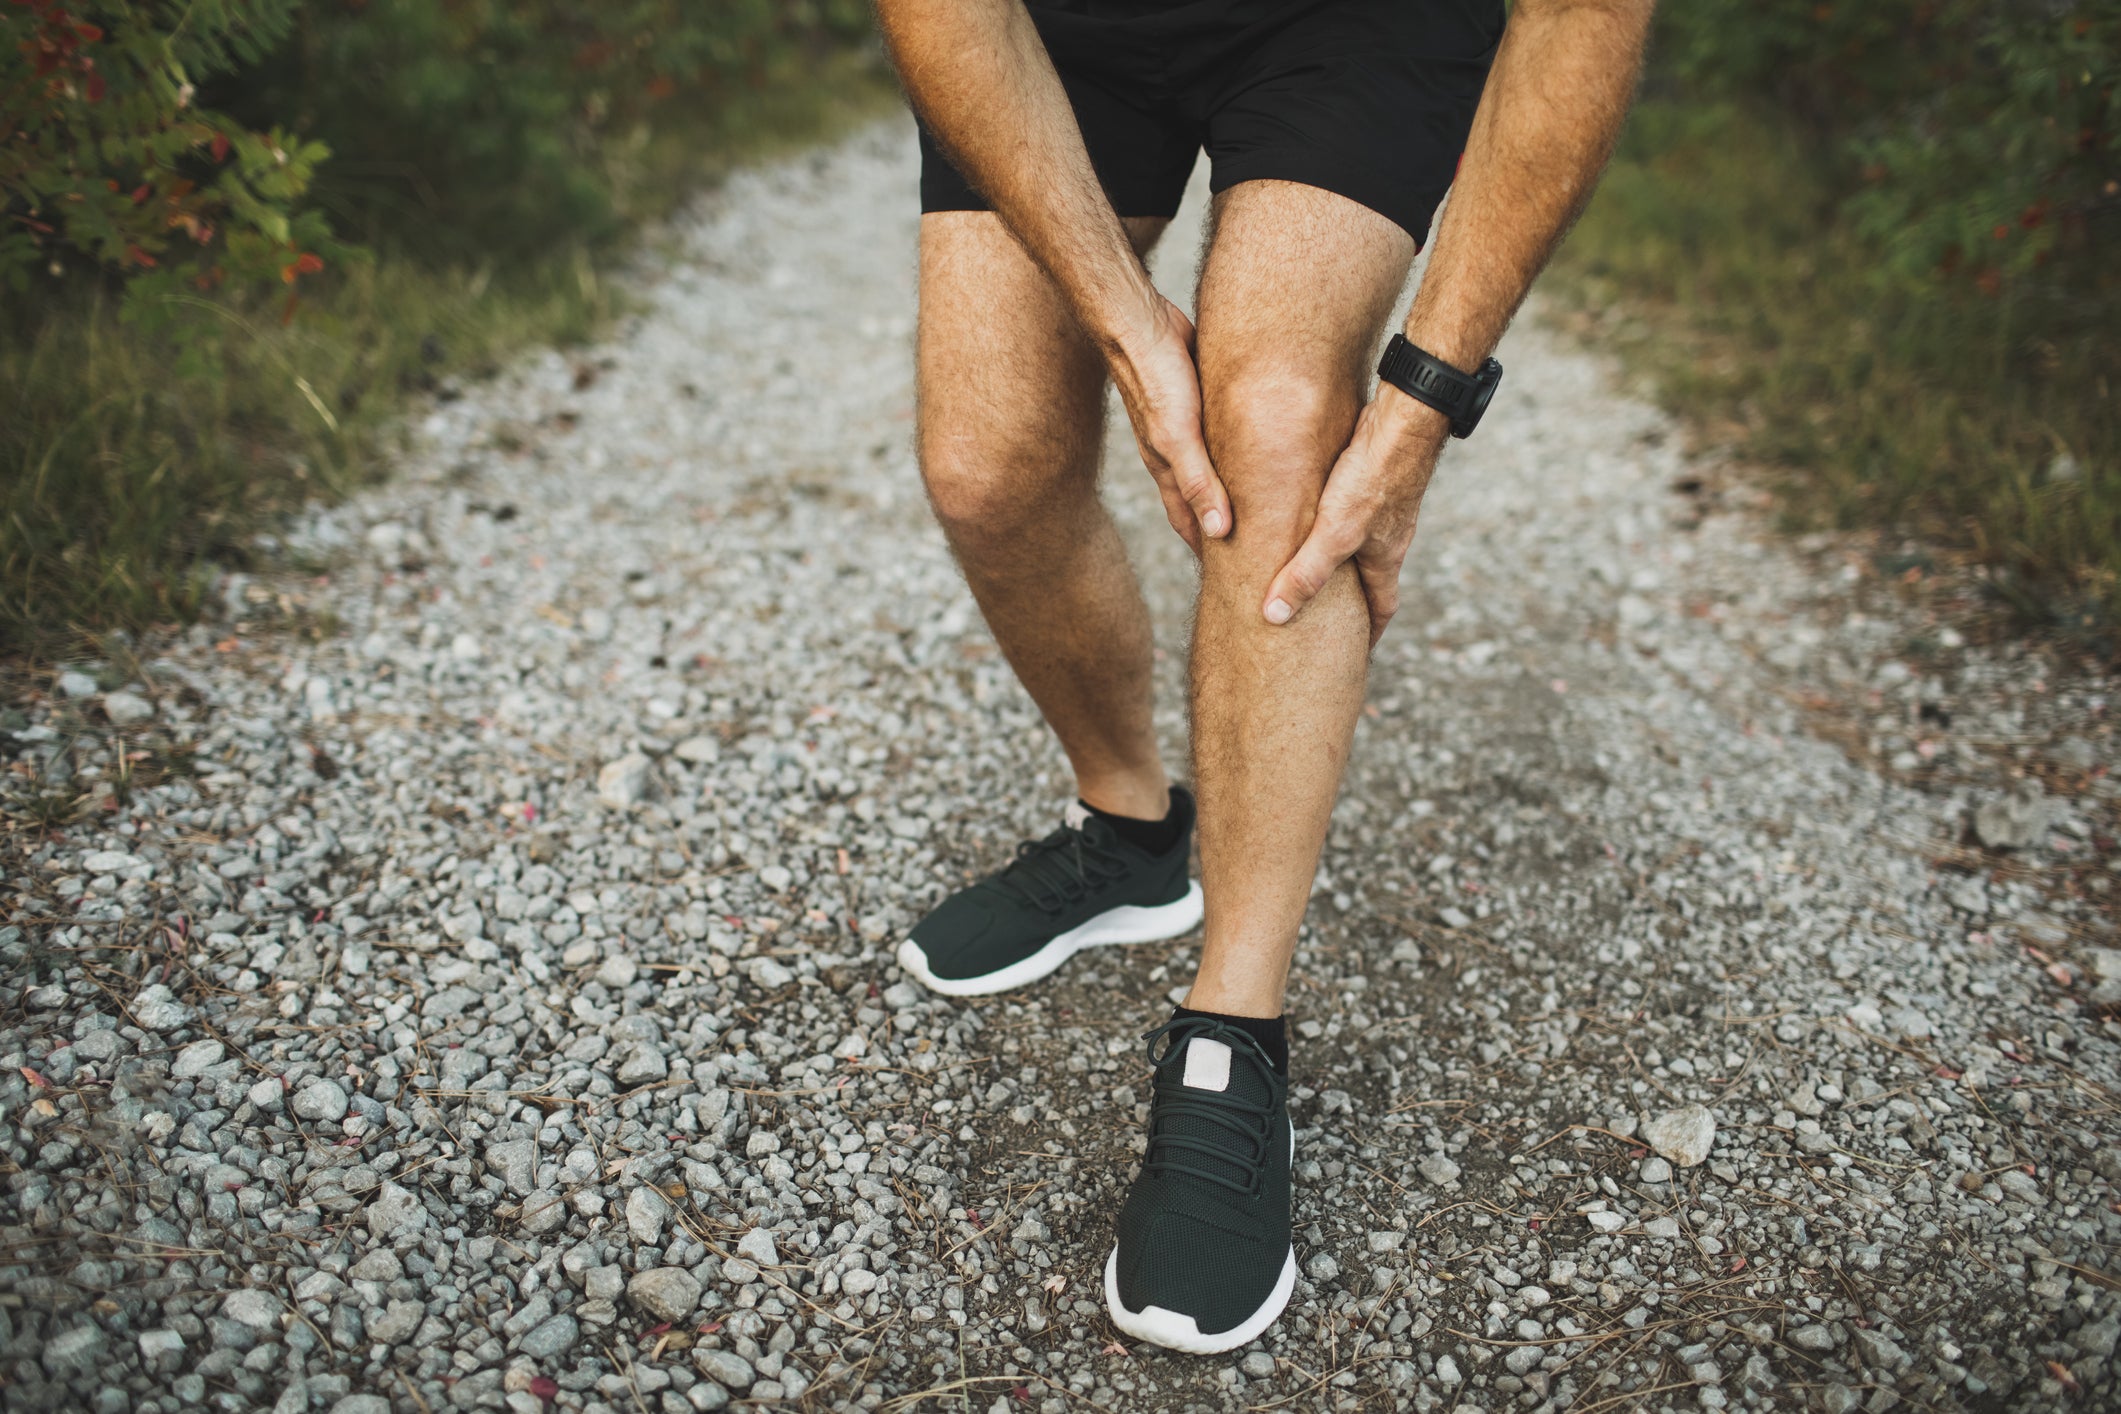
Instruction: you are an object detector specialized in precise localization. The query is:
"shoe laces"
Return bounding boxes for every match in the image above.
[990,803,1129,916]
[1139,1016,1277,1199]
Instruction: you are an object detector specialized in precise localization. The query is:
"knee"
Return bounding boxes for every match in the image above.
[1204,368,1357,565]
[920,418,1099,548]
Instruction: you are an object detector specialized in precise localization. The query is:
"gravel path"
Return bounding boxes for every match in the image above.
[5,122,2120,1414]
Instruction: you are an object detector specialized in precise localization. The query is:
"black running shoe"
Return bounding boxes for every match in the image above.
[895,789,1202,997]
[1105,1015,1295,1353]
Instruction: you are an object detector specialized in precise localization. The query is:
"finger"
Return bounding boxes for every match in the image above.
[1152,475,1203,555]
[1263,513,1361,626]
[1168,431,1232,540]
[1358,559,1400,649]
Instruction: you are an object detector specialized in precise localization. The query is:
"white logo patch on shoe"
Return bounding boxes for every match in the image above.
[1181,1036,1232,1092]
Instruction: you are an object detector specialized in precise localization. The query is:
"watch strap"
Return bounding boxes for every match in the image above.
[1377,334,1478,422]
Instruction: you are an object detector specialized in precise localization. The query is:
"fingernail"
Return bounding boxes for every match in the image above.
[1201,509,1224,537]
[1264,598,1292,625]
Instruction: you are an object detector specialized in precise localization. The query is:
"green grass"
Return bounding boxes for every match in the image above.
[1550,99,2119,638]
[0,51,901,659]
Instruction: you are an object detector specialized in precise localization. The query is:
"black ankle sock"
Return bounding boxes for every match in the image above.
[1082,791,1184,856]
[1172,1005,1288,1076]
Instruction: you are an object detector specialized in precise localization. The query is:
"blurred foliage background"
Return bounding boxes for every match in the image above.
[1557,0,2119,641]
[2,0,882,653]
[3,0,2117,655]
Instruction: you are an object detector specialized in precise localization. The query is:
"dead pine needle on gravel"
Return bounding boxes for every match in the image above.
[3,122,2121,1414]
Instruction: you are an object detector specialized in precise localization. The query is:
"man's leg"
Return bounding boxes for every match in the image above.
[917,212,1172,820]
[1186,180,1418,1016]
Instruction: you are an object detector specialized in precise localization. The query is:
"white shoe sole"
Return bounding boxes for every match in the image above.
[895,881,1204,998]
[1103,1244,1297,1355]
[1103,1121,1298,1354]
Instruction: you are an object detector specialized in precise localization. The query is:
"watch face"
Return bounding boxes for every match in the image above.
[1466,376,1496,428]
[1463,359,1502,433]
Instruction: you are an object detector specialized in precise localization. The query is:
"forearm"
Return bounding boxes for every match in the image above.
[1398,0,1654,379]
[877,0,1158,351]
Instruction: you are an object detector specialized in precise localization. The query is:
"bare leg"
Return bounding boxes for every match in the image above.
[917,212,1174,820]
[1184,181,1417,1017]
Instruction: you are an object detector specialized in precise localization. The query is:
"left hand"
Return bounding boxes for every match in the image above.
[1262,390,1450,646]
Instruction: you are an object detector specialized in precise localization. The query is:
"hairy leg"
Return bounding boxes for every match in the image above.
[917,212,1174,820]
[1185,181,1417,1016]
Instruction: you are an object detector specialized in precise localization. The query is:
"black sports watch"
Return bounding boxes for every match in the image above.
[1376,334,1502,439]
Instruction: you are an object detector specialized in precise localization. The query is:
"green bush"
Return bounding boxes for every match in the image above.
[1,2,884,655]
[1551,2,2119,631]
[2,1,336,305]
[1654,0,2118,297]
[218,1,872,266]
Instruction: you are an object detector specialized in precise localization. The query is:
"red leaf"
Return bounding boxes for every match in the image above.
[696,1320,722,1334]
[85,70,105,102]
[211,131,230,163]
[130,184,150,204]
[294,252,324,277]
[126,244,156,268]
[75,22,103,41]
[646,75,676,99]
[528,1376,558,1401]
[19,1065,50,1088]
[646,1322,672,1336]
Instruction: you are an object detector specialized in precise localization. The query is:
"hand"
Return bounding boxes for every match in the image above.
[1262,389,1450,646]
[1105,296,1231,553]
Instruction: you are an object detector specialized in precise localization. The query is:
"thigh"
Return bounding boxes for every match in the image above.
[916,212,1168,504]
[1194,180,1415,556]
[1201,0,1502,247]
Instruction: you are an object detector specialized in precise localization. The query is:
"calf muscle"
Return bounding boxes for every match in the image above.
[1186,182,1415,1016]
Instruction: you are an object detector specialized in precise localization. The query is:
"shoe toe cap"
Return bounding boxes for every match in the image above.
[1116,1210,1283,1334]
[905,894,1002,980]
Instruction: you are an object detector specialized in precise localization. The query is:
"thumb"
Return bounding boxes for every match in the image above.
[1262,510,1360,626]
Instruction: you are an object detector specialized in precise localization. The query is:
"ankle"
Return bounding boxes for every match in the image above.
[1076,770,1171,822]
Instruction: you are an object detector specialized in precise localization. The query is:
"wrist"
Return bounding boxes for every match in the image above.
[1088,275,1168,364]
[1373,382,1453,449]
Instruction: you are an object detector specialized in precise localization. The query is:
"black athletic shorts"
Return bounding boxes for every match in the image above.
[916,0,1505,245]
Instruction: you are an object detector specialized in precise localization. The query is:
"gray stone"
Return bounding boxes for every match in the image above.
[292,1078,350,1121]
[1790,1324,1836,1352]
[102,690,155,726]
[485,1138,536,1197]
[42,1323,106,1376]
[519,1189,567,1234]
[1972,781,2055,850]
[171,1039,227,1078]
[1417,1154,1461,1186]
[1642,1105,1716,1168]
[628,1267,702,1322]
[130,983,194,1031]
[221,1289,282,1329]
[366,1180,428,1239]
[626,1185,670,1246]
[349,1249,402,1282]
[735,1227,779,1267]
[695,1349,755,1391]
[366,1300,424,1345]
[597,754,651,808]
[519,1313,579,1359]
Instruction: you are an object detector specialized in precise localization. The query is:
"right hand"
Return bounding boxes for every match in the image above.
[1105,296,1231,554]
